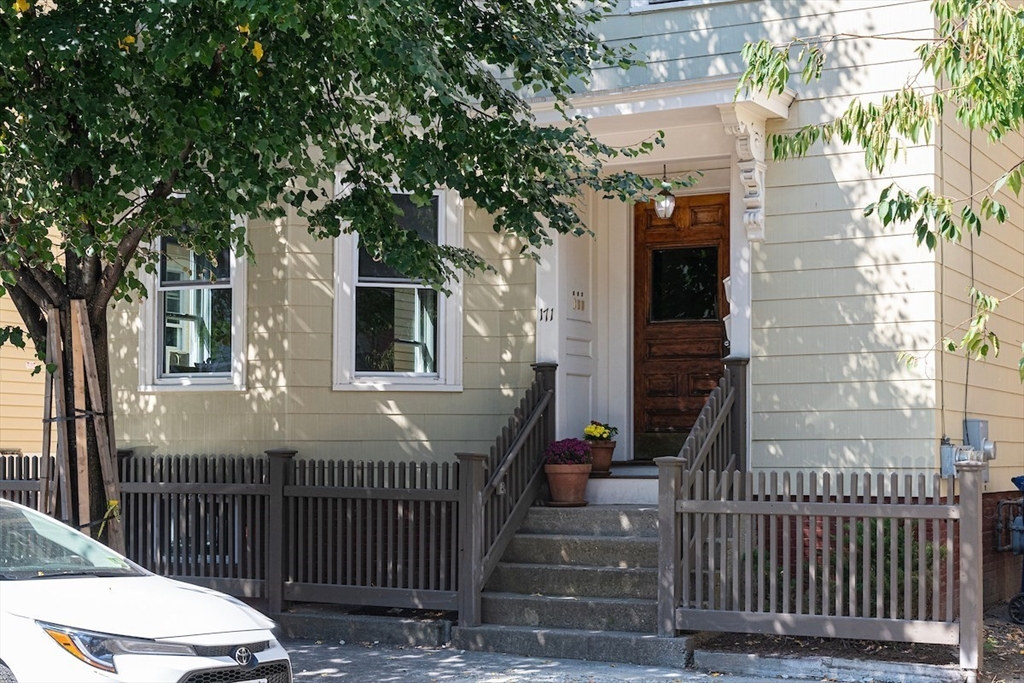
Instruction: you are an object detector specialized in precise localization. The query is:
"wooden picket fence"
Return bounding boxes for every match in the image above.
[0,363,558,619]
[657,462,988,671]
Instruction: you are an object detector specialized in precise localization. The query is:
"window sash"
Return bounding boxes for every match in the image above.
[333,183,462,392]
[139,228,246,391]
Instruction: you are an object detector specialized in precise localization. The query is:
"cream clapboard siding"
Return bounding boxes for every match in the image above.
[0,296,46,454]
[937,111,1024,493]
[748,3,940,474]
[591,0,931,92]
[588,1,944,474]
[109,202,536,461]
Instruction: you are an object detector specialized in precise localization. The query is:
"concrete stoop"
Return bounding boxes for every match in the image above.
[451,624,694,669]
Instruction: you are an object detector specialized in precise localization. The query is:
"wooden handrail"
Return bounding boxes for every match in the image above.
[457,362,556,627]
[484,389,552,496]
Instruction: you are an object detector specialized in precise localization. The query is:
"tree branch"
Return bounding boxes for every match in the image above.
[91,225,146,320]
[15,256,67,309]
[7,280,48,355]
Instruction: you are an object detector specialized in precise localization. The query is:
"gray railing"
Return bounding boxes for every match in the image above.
[657,463,988,675]
[678,358,747,482]
[457,362,556,626]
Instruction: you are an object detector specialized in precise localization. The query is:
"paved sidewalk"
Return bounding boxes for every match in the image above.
[283,638,764,683]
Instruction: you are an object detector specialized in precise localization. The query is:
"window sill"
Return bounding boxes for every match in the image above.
[138,381,247,393]
[629,0,747,13]
[333,380,463,393]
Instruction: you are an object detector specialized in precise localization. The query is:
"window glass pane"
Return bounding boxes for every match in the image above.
[161,288,233,375]
[650,247,718,321]
[358,194,439,280]
[161,238,230,285]
[355,287,438,373]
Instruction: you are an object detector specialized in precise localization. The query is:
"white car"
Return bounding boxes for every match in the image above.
[0,498,291,683]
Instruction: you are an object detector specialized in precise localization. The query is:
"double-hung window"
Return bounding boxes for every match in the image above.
[139,230,247,391]
[334,189,463,391]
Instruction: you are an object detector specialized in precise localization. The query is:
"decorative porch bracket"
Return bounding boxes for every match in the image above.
[719,91,795,243]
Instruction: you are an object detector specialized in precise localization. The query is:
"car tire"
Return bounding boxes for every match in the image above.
[0,662,17,683]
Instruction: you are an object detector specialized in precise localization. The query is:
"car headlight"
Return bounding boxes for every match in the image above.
[39,622,196,673]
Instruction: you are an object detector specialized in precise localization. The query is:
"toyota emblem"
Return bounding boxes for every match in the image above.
[233,646,254,668]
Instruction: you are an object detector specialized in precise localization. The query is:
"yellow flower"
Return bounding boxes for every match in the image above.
[252,40,264,62]
[13,0,30,13]
[117,35,136,51]
[237,24,250,34]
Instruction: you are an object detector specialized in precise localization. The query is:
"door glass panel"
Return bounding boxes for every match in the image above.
[650,247,718,321]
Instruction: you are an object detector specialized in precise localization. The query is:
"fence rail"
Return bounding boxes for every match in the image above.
[658,461,988,672]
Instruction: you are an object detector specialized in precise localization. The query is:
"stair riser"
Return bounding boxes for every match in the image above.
[502,535,658,567]
[481,595,657,632]
[518,506,659,537]
[487,564,658,599]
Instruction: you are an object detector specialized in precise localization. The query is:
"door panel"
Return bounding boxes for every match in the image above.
[634,194,729,460]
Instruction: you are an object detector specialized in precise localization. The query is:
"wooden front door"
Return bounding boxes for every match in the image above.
[633,194,730,460]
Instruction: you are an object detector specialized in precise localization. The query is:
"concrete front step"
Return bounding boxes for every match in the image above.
[452,624,693,668]
[487,562,658,599]
[586,476,659,505]
[518,504,659,537]
[501,533,658,567]
[480,592,658,632]
[276,607,451,647]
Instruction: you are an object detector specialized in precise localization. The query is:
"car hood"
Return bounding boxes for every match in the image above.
[1,575,275,639]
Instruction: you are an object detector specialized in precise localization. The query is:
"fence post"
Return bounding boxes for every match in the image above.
[456,452,487,627]
[955,460,985,677]
[266,447,297,616]
[656,456,685,637]
[724,358,748,473]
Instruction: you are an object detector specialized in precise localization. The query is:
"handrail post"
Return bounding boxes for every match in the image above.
[656,456,685,637]
[955,460,985,677]
[532,362,557,446]
[456,452,488,627]
[724,358,748,474]
[266,447,297,616]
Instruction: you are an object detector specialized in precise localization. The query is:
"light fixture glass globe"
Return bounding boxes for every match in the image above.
[654,187,675,219]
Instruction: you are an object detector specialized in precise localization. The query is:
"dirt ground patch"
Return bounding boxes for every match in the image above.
[693,604,1023,682]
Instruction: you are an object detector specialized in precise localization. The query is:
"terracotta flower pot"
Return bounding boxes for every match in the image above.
[588,441,616,478]
[545,463,591,506]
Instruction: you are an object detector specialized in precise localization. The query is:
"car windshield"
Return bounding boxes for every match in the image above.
[0,501,141,579]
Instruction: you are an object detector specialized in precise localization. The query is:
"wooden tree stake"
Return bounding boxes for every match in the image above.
[69,302,90,527]
[72,300,124,552]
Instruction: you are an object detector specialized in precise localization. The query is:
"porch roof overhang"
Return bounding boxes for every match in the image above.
[530,75,796,242]
[530,74,794,128]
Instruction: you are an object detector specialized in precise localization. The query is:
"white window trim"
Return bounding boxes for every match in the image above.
[138,217,248,392]
[630,0,748,13]
[332,183,463,392]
